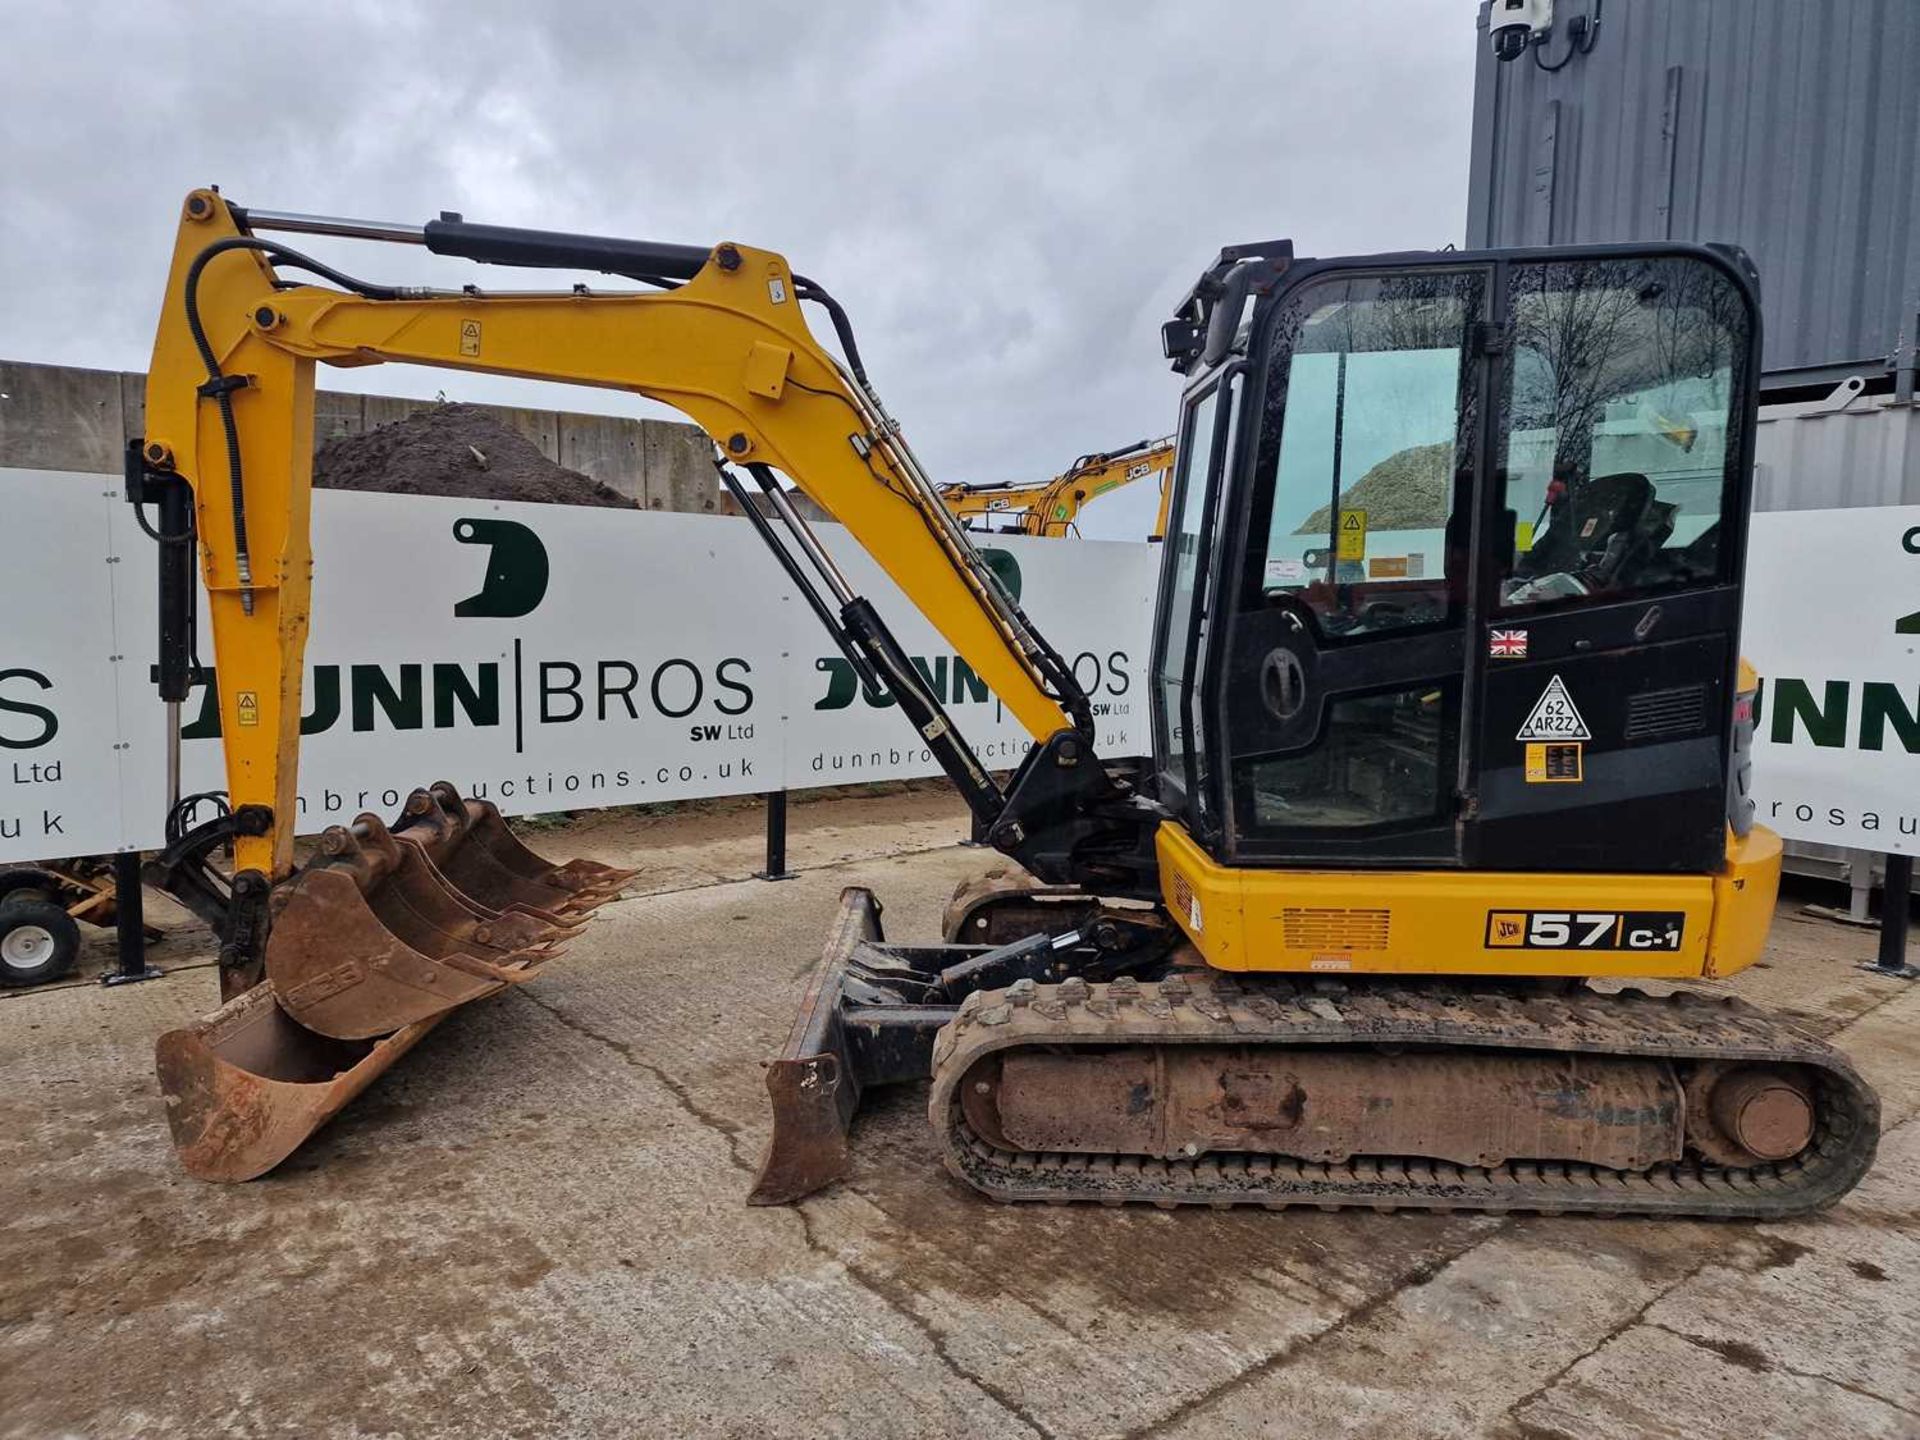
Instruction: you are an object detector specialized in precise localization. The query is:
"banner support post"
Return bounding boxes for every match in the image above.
[756,791,794,882]
[101,851,163,987]
[1860,852,1917,979]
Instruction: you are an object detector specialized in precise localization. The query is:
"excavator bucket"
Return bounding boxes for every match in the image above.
[261,781,626,1039]
[156,783,628,1180]
[395,782,637,916]
[265,807,584,1039]
[155,981,445,1182]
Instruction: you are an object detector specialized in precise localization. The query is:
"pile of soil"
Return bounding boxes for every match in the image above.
[314,403,636,508]
[1297,440,1451,533]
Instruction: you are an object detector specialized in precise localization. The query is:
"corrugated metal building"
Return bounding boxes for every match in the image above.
[1467,0,1920,395]
[1468,2,1920,897]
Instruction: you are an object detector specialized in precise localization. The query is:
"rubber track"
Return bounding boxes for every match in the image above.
[927,975,1880,1219]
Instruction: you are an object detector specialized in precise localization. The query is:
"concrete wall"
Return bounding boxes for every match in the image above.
[0,358,836,520]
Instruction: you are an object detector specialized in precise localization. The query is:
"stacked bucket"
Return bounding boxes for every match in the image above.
[154,783,632,1180]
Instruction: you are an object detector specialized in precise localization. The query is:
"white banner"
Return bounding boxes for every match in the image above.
[1744,506,1920,854]
[10,468,1906,867]
[0,468,1159,863]
[787,528,1152,787]
[0,472,141,858]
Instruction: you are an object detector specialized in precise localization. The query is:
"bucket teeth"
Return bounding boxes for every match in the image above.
[393,782,634,916]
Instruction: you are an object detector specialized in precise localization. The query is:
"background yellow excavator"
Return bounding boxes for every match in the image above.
[937,436,1176,538]
[132,191,1877,1214]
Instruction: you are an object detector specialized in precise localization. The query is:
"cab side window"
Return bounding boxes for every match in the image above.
[1154,386,1220,801]
[1257,272,1481,637]
[1498,257,1747,608]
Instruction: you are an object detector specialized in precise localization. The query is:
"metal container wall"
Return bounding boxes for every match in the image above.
[1754,385,1920,512]
[1467,0,1920,390]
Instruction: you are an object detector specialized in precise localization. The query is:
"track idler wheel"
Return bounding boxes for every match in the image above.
[1684,1062,1817,1166]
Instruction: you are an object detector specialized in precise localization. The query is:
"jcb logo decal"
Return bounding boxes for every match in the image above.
[1486,910,1685,952]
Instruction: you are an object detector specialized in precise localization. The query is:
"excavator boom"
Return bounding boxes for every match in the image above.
[136,191,1151,1182]
[939,436,1176,539]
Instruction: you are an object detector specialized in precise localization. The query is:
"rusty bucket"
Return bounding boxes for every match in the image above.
[264,807,585,1040]
[158,783,630,1180]
[155,982,444,1182]
[395,782,636,917]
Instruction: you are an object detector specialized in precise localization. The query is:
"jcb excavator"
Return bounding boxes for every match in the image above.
[133,191,1877,1215]
[938,436,1176,538]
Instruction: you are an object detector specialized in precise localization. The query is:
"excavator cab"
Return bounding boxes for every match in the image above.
[1150,245,1775,962]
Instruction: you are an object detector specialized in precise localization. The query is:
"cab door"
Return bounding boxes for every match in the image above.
[1470,250,1760,873]
[1213,264,1490,865]
[1150,365,1244,840]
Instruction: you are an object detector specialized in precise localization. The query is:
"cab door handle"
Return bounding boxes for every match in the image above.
[1261,648,1307,720]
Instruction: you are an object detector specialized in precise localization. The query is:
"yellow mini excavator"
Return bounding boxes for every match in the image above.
[938,436,1176,538]
[133,191,1877,1215]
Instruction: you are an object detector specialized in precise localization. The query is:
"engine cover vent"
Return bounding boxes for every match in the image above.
[1626,683,1708,741]
[1169,870,1196,919]
[1282,907,1391,951]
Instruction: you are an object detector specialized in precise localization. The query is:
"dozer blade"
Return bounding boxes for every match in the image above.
[266,803,585,1041]
[155,981,443,1182]
[396,781,636,916]
[749,889,1176,1205]
[749,888,959,1205]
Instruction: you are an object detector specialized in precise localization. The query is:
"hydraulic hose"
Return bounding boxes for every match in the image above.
[180,236,401,614]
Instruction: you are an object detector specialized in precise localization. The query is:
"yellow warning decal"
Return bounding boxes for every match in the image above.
[1524,741,1583,783]
[236,691,260,727]
[459,319,482,357]
[1337,509,1367,561]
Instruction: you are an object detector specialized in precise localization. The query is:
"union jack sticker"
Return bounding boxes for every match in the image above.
[1490,628,1529,659]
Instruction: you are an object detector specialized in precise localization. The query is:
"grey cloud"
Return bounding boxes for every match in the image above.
[2,1,1475,506]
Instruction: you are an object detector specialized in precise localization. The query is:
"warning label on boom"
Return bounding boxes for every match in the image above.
[1515,674,1590,741]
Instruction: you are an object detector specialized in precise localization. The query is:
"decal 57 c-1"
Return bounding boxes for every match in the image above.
[1485,910,1686,951]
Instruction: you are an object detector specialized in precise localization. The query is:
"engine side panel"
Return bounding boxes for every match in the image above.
[1153,821,1780,979]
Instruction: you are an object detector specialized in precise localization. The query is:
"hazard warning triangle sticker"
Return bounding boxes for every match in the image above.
[1515,674,1591,740]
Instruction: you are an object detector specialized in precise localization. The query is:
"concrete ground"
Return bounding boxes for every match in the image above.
[1,789,1916,1440]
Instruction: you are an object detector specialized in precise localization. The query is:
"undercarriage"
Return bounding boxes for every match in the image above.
[753,884,1879,1220]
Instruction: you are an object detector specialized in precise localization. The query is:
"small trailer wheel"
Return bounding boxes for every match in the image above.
[0,899,81,986]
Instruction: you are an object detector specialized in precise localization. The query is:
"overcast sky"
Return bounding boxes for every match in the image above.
[2,1,1480,537]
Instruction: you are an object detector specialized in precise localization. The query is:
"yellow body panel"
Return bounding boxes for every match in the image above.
[1705,825,1783,978]
[1156,822,1782,981]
